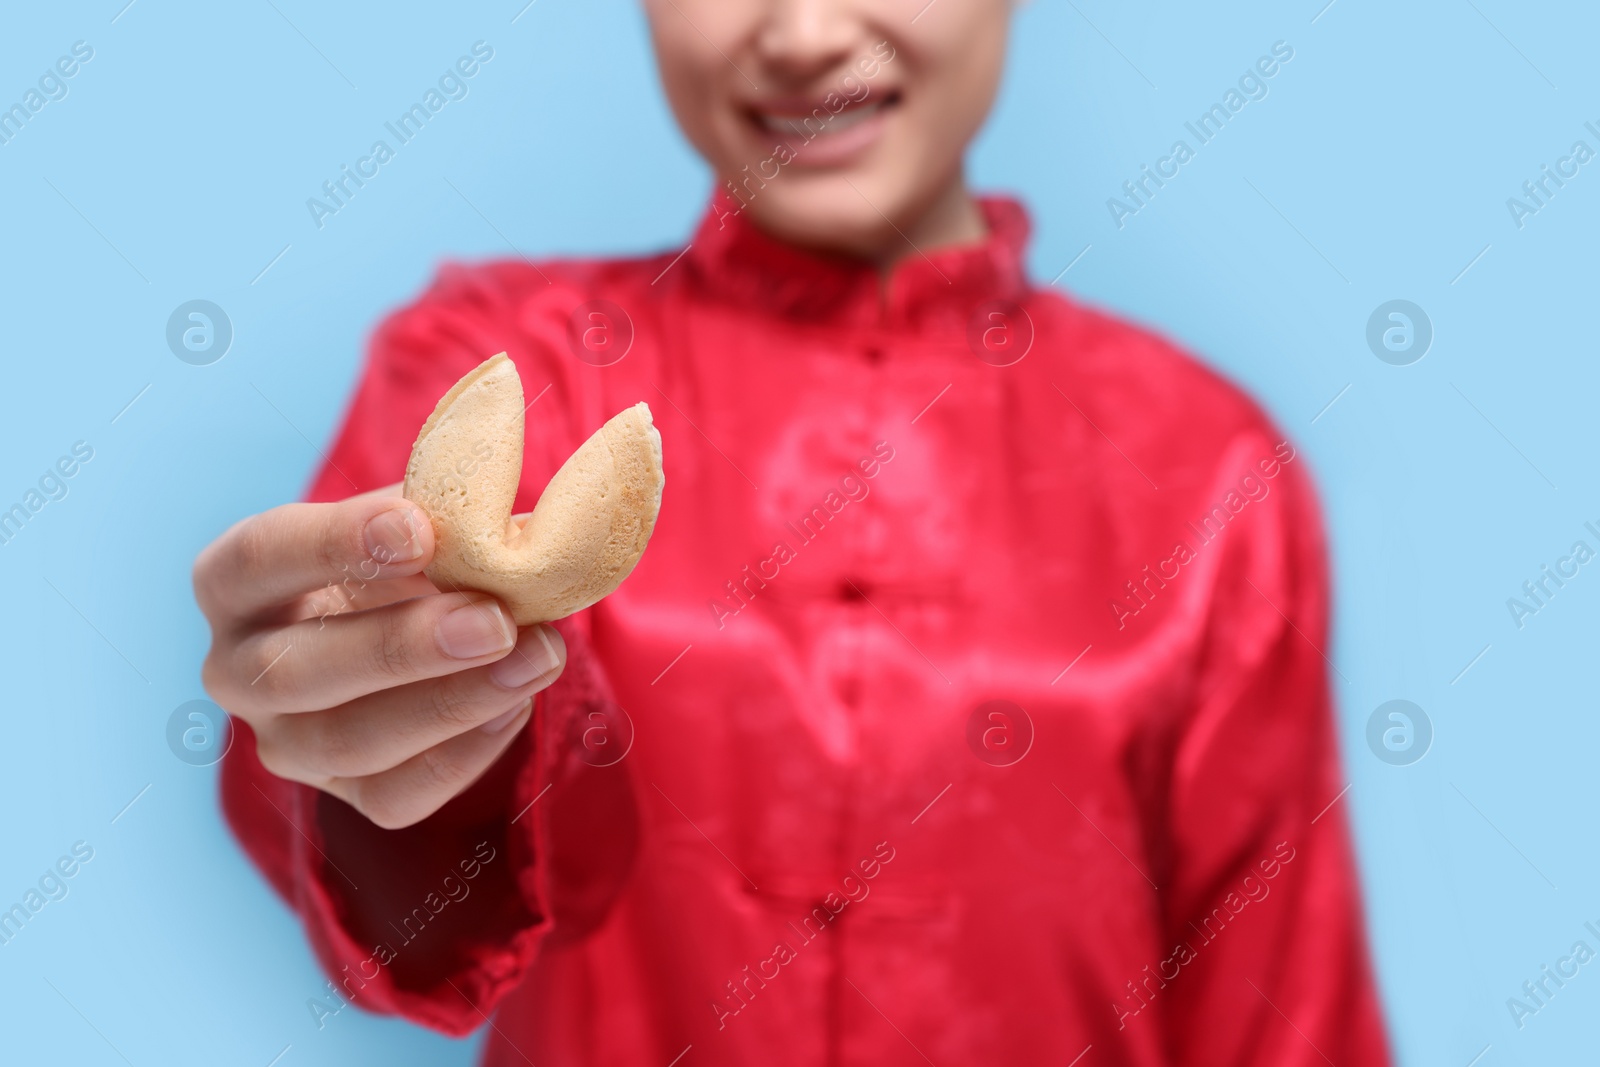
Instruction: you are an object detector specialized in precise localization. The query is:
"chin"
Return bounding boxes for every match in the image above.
[745,176,915,259]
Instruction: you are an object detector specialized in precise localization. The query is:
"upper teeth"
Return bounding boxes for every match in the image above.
[761,100,882,138]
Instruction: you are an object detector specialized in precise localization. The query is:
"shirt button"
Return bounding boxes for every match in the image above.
[837,676,862,706]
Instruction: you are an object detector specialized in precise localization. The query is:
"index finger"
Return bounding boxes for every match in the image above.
[194,486,435,625]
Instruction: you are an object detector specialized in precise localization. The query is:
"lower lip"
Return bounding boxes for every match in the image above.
[754,103,893,169]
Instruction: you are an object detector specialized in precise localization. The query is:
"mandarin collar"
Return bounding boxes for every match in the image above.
[680,191,1033,332]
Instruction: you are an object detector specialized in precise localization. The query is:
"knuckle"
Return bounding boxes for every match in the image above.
[229,517,274,583]
[317,502,361,575]
[425,676,484,734]
[199,650,233,707]
[238,636,296,702]
[191,544,219,614]
[253,729,297,782]
[202,642,259,717]
[297,715,366,779]
[193,519,255,618]
[358,784,426,831]
[313,520,341,575]
[367,806,414,831]
[369,609,422,681]
[414,742,466,796]
[350,784,397,828]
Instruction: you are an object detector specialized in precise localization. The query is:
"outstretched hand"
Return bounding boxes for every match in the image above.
[192,484,566,828]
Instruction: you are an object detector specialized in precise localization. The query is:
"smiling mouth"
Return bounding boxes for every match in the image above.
[750,90,901,139]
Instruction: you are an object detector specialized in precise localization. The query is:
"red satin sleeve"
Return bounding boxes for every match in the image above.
[218,261,626,1035]
[1152,434,1388,1064]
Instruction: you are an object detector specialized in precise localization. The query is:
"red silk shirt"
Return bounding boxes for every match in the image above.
[221,195,1391,1066]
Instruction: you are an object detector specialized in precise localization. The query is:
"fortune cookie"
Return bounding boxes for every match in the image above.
[402,353,664,624]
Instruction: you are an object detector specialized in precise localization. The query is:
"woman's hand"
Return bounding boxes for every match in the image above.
[192,485,566,829]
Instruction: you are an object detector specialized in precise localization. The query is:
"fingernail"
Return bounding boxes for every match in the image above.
[489,625,566,690]
[436,601,515,660]
[364,507,423,564]
[482,698,532,735]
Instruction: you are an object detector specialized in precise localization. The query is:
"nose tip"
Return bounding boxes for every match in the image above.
[754,0,862,77]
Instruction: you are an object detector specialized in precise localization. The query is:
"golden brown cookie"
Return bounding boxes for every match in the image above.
[403,353,663,624]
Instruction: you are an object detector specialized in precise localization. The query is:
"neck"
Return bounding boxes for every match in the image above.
[877,173,988,274]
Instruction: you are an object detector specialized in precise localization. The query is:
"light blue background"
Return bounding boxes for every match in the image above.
[1,1,1594,1063]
